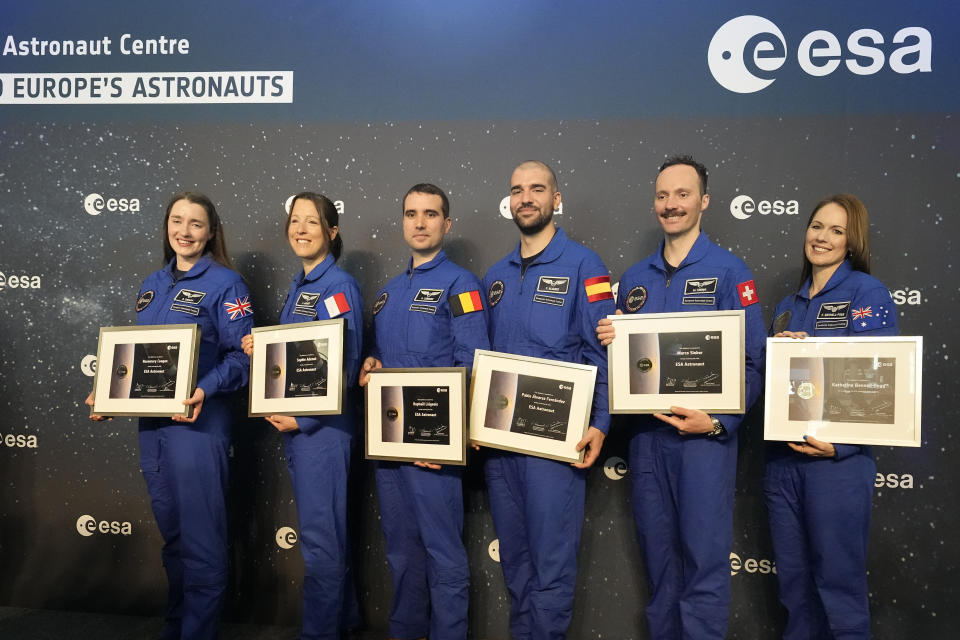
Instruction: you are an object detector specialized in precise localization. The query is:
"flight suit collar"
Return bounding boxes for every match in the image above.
[799,259,853,300]
[652,231,710,272]
[299,252,336,285]
[507,226,569,266]
[406,250,449,276]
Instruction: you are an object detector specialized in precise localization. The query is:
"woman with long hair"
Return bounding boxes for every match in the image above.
[88,191,254,639]
[241,192,362,639]
[766,194,897,639]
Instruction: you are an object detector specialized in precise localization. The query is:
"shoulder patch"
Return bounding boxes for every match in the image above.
[851,303,894,333]
[737,280,759,307]
[223,296,253,320]
[623,285,646,312]
[584,275,613,303]
[372,291,388,316]
[323,293,351,318]
[451,290,483,317]
[488,280,505,307]
[136,290,155,312]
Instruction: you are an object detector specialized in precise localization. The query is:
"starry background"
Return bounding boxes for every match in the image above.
[1,1,959,638]
[0,115,955,638]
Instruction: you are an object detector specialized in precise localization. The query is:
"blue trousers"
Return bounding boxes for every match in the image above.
[376,463,469,640]
[629,428,737,640]
[485,452,585,640]
[140,425,229,640]
[284,427,356,640]
[764,451,874,640]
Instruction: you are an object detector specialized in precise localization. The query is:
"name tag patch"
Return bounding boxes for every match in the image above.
[682,296,716,306]
[684,278,718,296]
[533,294,564,307]
[537,276,570,295]
[170,303,200,316]
[294,292,321,316]
[410,304,437,315]
[414,288,444,303]
[816,301,850,329]
[174,288,206,305]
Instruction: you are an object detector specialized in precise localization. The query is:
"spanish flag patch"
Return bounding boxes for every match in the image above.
[450,290,484,317]
[584,275,613,303]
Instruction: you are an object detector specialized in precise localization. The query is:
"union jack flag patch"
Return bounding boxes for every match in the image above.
[851,306,872,320]
[224,296,253,320]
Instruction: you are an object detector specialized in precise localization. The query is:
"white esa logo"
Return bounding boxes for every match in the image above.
[81,354,98,377]
[708,15,931,94]
[75,514,132,536]
[499,197,563,220]
[1,433,38,448]
[83,193,141,215]
[890,288,922,307]
[730,195,799,220]
[275,526,298,549]
[603,456,628,480]
[730,552,777,576]
[875,472,913,489]
[0,271,41,291]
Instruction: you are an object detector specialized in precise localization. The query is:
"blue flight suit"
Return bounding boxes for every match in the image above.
[481,227,615,640]
[369,250,490,640]
[135,255,253,640]
[765,260,897,640]
[276,253,363,640]
[616,232,766,639]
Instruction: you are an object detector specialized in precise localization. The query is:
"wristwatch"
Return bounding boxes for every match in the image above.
[706,415,726,438]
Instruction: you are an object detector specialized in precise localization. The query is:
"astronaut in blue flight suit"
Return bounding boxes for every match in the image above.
[765,194,897,640]
[358,183,489,640]
[89,192,253,640]
[598,157,766,639]
[480,161,614,640]
[241,193,362,640]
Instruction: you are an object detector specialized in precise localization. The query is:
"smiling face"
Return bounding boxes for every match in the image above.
[403,191,450,258]
[654,163,709,239]
[287,197,332,267]
[509,163,560,236]
[805,202,848,270]
[166,199,213,269]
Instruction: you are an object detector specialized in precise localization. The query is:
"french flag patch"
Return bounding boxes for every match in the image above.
[324,292,351,317]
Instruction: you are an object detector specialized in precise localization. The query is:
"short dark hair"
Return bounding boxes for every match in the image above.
[162,191,233,269]
[403,183,450,218]
[658,155,708,195]
[286,192,343,261]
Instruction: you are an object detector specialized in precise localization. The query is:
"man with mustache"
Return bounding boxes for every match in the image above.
[597,155,766,639]
[481,160,615,638]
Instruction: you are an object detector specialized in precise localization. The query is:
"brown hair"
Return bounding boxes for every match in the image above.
[161,191,233,269]
[797,193,871,291]
[286,192,342,261]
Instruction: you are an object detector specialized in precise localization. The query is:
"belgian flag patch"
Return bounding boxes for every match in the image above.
[450,290,484,317]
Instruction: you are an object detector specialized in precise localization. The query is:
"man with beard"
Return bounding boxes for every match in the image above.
[481,160,615,638]
[597,156,765,639]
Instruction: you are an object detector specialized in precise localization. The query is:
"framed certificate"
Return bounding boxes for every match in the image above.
[607,311,745,413]
[91,324,201,417]
[469,350,597,464]
[364,368,467,465]
[248,319,344,416]
[764,336,922,447]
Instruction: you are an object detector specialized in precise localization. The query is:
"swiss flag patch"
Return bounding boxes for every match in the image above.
[737,280,759,307]
[324,292,351,317]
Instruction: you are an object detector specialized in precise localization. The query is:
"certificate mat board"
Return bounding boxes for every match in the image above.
[469,350,596,463]
[248,319,344,416]
[364,368,467,465]
[764,336,922,447]
[607,311,745,413]
[91,324,200,417]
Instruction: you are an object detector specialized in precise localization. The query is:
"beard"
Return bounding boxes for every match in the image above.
[512,207,553,236]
